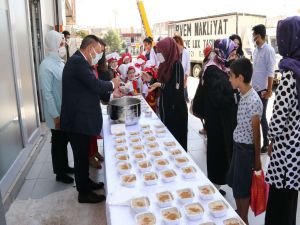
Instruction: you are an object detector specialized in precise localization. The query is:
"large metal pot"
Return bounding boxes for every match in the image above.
[107,96,141,126]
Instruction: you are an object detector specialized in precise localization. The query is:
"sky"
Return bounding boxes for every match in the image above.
[75,0,300,29]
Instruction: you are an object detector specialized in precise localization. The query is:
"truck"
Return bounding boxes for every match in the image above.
[168,12,267,77]
[266,27,282,85]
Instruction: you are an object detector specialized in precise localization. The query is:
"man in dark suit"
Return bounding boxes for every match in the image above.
[61,35,120,203]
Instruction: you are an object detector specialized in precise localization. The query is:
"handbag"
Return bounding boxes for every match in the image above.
[191,76,206,119]
[250,170,269,216]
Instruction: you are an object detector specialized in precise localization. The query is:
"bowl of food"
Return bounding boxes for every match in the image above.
[169,149,183,159]
[154,158,169,170]
[133,152,147,162]
[161,207,181,225]
[163,140,177,150]
[129,137,142,145]
[144,135,156,142]
[149,150,163,160]
[183,202,204,221]
[132,144,145,152]
[143,172,158,186]
[120,174,136,187]
[155,128,167,137]
[174,156,189,168]
[140,124,151,130]
[208,200,228,218]
[135,212,156,225]
[117,162,132,174]
[138,160,152,173]
[176,188,194,204]
[154,123,165,129]
[161,169,177,183]
[130,196,150,213]
[181,166,197,179]
[156,191,174,208]
[114,131,126,137]
[115,145,128,153]
[223,218,243,225]
[114,137,126,145]
[128,130,140,138]
[198,185,215,200]
[142,129,153,137]
[146,142,159,151]
[115,153,130,162]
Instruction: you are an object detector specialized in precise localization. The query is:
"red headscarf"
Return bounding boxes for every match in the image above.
[156,37,180,83]
[143,66,158,80]
[118,53,132,66]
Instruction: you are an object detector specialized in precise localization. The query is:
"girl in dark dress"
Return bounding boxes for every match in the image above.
[195,38,238,188]
[148,37,188,150]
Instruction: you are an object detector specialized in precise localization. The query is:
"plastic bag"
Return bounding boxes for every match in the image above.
[250,170,269,216]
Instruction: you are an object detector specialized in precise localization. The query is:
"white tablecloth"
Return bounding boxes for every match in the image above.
[102,97,245,225]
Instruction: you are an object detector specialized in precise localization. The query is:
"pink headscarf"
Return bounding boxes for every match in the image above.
[203,38,237,74]
[156,37,180,83]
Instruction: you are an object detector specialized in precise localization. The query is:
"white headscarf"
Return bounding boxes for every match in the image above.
[45,30,64,54]
[118,64,129,82]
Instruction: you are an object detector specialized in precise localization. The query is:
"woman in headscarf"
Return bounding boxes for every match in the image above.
[195,38,238,193]
[148,37,188,150]
[265,16,300,225]
[39,30,74,183]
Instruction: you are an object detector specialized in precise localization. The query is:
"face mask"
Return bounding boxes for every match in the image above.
[58,47,66,58]
[156,53,165,63]
[90,49,103,66]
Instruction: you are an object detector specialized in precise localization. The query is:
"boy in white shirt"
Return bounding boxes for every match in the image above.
[228,58,263,224]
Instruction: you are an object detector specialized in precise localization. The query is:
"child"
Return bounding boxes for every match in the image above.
[135,54,147,70]
[118,52,132,66]
[141,66,158,112]
[228,58,263,225]
[118,63,129,82]
[106,52,120,79]
[126,66,142,95]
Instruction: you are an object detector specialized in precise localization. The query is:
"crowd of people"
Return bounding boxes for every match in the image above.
[38,16,300,225]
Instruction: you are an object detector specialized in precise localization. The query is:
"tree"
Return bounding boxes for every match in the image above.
[121,41,127,49]
[103,29,121,52]
[76,30,89,39]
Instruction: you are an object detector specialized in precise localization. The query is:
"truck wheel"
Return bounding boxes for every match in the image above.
[192,64,201,78]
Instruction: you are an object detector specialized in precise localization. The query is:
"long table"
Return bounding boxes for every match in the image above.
[102,96,245,225]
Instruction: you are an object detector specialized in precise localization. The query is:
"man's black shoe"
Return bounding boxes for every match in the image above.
[65,166,75,174]
[56,174,74,184]
[261,145,268,154]
[88,179,104,190]
[78,191,106,204]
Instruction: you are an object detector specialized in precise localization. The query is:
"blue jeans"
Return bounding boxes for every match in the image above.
[257,90,269,146]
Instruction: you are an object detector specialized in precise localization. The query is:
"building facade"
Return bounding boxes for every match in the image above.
[0,0,67,221]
